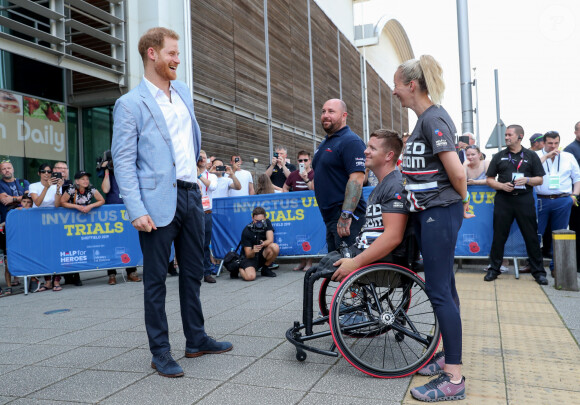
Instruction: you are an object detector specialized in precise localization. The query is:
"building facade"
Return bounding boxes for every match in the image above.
[0,0,411,182]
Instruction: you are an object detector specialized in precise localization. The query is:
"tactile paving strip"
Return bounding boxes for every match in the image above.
[458,289,497,301]
[461,353,504,382]
[498,310,566,327]
[402,377,507,405]
[461,335,502,357]
[404,271,580,404]
[507,384,580,405]
[496,301,557,314]
[504,357,579,391]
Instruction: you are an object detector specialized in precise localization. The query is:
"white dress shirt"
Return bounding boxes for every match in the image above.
[143,77,196,182]
[535,149,580,195]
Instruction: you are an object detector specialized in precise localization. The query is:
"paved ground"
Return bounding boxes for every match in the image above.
[0,261,578,404]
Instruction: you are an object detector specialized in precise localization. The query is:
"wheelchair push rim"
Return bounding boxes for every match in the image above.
[329,263,441,378]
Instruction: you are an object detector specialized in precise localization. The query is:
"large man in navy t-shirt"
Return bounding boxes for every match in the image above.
[311,99,367,252]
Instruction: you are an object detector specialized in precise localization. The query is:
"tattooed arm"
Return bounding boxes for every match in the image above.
[337,171,365,237]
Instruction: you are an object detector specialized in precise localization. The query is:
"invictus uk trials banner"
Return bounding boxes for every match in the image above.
[5,205,142,276]
[0,90,67,160]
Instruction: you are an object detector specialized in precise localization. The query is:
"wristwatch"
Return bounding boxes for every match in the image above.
[340,211,352,220]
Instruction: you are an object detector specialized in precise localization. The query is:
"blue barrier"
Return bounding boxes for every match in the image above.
[6,204,142,276]
[5,186,529,277]
[211,188,374,258]
[456,185,527,257]
[212,186,528,259]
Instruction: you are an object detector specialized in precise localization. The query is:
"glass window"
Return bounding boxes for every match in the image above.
[82,106,113,190]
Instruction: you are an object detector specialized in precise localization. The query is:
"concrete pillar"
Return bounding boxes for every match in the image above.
[552,230,579,291]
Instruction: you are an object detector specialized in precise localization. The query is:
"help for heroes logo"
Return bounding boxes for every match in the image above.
[60,250,87,264]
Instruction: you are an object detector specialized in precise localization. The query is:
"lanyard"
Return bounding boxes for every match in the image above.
[508,151,524,172]
[543,152,560,174]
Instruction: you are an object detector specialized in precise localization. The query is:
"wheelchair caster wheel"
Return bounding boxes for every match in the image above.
[395,332,404,342]
[296,350,307,362]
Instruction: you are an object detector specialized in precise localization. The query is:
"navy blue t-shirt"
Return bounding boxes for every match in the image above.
[311,125,366,220]
[104,173,123,205]
[0,178,30,223]
[564,139,580,165]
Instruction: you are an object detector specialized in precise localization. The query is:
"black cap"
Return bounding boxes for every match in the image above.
[74,170,91,179]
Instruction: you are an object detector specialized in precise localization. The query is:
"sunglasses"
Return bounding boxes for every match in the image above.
[39,170,52,174]
[465,145,479,150]
[0,159,11,164]
[298,159,309,162]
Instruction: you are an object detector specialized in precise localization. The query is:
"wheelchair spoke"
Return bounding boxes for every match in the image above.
[329,264,440,378]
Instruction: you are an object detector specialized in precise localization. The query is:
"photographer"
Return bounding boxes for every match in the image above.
[237,207,279,281]
[98,151,141,285]
[265,146,296,191]
[211,158,241,198]
[29,163,61,208]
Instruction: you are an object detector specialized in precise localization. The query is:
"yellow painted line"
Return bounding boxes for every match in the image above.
[553,234,576,240]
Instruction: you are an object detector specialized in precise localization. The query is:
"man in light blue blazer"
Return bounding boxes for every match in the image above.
[111,27,232,378]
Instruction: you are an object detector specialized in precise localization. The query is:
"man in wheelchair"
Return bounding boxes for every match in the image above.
[313,129,409,282]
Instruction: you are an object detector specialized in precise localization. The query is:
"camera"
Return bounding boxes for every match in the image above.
[273,152,279,158]
[216,165,226,172]
[249,219,267,234]
[234,157,240,163]
[96,150,113,171]
[51,172,62,179]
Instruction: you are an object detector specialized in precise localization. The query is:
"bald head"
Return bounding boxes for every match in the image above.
[321,99,348,135]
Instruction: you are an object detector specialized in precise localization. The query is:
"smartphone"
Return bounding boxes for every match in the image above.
[216,165,226,171]
[234,157,240,163]
[51,172,62,179]
[458,135,470,144]
[299,162,305,172]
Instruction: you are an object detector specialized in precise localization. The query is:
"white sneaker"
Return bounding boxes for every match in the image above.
[483,265,509,273]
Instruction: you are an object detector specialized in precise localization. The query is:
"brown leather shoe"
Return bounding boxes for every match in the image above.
[128,272,142,282]
[519,264,532,273]
[204,275,216,283]
[108,275,116,285]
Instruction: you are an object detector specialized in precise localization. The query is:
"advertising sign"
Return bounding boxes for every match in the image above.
[455,185,527,257]
[211,188,374,258]
[6,205,142,276]
[0,90,67,160]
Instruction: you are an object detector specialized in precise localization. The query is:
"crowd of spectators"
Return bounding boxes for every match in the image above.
[2,121,580,294]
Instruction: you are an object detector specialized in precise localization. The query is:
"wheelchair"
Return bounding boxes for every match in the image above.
[286,262,440,378]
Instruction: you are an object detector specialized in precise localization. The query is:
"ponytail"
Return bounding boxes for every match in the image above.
[398,55,445,106]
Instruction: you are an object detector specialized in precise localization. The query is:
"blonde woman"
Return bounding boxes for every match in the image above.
[394,55,471,402]
[464,145,489,185]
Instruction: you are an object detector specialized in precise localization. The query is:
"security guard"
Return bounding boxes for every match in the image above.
[485,125,548,285]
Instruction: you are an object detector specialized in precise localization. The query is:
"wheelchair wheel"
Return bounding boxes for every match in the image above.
[318,277,337,316]
[329,263,440,378]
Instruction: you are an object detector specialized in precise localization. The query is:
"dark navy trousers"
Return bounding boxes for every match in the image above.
[139,186,207,355]
[203,212,213,276]
[412,201,463,365]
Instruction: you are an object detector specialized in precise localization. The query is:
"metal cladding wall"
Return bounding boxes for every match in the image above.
[191,0,408,174]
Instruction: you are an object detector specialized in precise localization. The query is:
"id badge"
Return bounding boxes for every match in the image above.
[201,195,211,210]
[548,174,560,190]
[512,172,525,190]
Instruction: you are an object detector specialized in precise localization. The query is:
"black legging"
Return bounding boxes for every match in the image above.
[412,201,463,365]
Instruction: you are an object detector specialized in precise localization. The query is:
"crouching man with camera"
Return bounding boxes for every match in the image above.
[237,207,280,280]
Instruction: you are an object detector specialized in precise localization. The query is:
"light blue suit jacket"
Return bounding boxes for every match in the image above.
[111,80,202,227]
